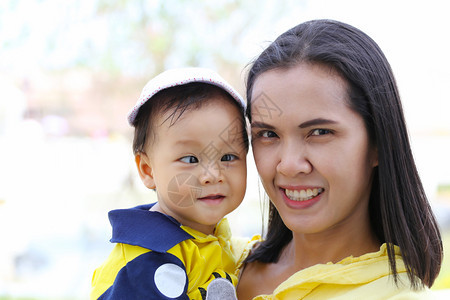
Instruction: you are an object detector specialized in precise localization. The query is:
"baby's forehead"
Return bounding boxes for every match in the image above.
[158,93,243,123]
[154,97,244,139]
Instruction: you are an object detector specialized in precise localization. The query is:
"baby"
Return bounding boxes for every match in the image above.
[91,67,248,299]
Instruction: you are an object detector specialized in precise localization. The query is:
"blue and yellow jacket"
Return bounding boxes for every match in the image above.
[91,204,238,299]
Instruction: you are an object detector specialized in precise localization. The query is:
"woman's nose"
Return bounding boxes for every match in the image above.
[276,142,312,177]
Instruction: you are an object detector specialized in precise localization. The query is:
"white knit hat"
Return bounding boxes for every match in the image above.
[127,67,245,125]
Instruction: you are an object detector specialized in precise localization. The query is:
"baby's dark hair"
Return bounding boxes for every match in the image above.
[132,82,248,155]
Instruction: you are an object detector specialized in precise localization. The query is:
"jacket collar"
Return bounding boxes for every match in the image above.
[108,203,193,252]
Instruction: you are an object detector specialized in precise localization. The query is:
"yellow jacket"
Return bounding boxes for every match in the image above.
[242,244,433,300]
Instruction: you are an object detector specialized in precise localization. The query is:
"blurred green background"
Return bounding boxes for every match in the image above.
[1,0,450,299]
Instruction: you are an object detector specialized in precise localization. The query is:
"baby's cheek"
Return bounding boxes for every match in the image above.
[166,173,202,208]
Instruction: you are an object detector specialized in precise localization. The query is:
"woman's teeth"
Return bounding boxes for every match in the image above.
[285,188,324,201]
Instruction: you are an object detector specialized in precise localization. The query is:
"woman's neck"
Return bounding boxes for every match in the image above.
[279,220,381,270]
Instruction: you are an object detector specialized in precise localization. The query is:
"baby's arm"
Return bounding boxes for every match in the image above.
[91,245,189,299]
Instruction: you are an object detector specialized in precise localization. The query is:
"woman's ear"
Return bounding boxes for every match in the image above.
[135,153,156,189]
[371,147,378,167]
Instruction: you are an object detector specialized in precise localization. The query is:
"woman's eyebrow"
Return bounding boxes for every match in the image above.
[299,118,337,128]
[251,121,275,129]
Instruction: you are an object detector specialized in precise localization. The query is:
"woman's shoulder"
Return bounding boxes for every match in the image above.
[236,243,435,299]
[237,258,280,299]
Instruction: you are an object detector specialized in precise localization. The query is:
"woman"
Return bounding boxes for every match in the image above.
[237,19,442,299]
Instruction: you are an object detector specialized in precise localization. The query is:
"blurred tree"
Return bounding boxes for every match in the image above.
[0,0,302,136]
[1,0,305,76]
[89,0,262,76]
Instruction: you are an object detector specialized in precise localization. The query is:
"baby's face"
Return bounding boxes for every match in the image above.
[145,95,247,234]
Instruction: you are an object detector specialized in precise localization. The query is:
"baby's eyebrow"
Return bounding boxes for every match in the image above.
[173,139,201,148]
[251,121,275,129]
[299,118,337,128]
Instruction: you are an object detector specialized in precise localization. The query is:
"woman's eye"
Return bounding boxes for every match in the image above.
[256,130,278,138]
[221,154,238,162]
[180,156,199,164]
[310,129,331,136]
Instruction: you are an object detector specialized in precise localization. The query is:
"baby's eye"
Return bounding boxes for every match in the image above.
[180,156,199,164]
[310,129,331,136]
[221,154,238,162]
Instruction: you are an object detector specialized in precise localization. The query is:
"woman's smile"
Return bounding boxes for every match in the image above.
[280,186,324,209]
[284,187,324,201]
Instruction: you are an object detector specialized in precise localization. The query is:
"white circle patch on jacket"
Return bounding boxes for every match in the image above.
[154,263,187,298]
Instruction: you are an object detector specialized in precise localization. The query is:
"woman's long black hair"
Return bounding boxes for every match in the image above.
[245,19,442,288]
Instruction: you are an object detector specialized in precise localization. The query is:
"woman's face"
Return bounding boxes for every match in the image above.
[250,63,378,236]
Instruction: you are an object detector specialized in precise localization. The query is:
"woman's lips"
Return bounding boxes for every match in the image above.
[279,187,323,209]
